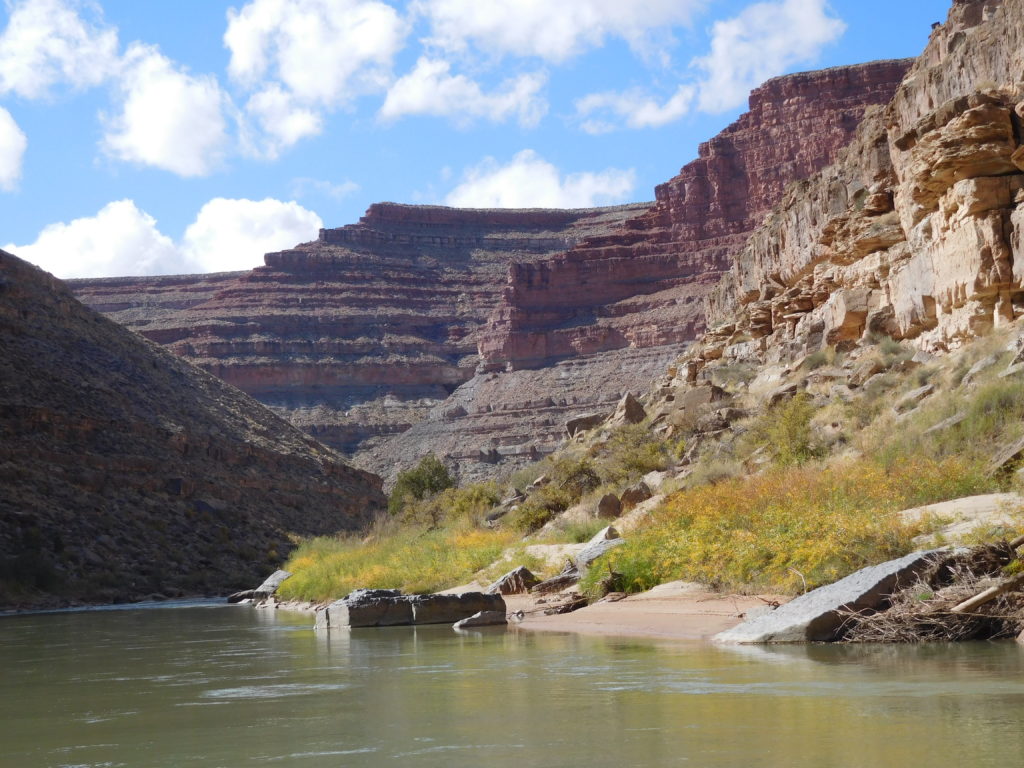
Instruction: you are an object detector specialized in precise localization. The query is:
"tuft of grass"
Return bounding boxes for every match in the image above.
[580,456,991,598]
[277,522,517,602]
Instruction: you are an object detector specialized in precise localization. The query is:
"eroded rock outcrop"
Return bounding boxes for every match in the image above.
[0,250,384,609]
[684,0,1024,381]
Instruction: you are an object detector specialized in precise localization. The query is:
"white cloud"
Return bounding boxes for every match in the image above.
[243,83,323,158]
[3,200,180,278]
[444,149,635,209]
[693,0,846,113]
[380,57,546,127]
[576,84,695,133]
[226,0,408,100]
[0,107,28,190]
[4,197,323,278]
[102,43,230,177]
[0,0,119,99]
[181,197,322,272]
[225,0,409,152]
[414,0,705,63]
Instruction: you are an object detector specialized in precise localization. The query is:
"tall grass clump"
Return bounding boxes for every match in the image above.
[581,456,991,597]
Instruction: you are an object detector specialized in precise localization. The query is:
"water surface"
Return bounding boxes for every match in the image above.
[3,604,1024,767]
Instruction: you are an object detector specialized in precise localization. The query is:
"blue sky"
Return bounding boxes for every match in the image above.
[0,0,951,278]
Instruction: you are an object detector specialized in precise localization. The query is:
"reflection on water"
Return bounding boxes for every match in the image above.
[2,605,1024,767]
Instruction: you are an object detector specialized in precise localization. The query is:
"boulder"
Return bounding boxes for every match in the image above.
[960,353,999,387]
[893,383,935,414]
[409,593,506,625]
[453,611,508,629]
[315,589,412,630]
[619,482,652,510]
[678,385,727,414]
[713,549,945,644]
[566,413,606,439]
[576,526,625,570]
[486,566,540,595]
[767,383,800,407]
[595,493,622,519]
[609,393,646,426]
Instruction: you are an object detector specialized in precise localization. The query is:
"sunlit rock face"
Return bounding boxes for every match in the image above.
[689,0,1024,380]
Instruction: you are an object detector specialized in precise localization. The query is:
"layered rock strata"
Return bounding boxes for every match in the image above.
[478,60,914,372]
[70,61,910,481]
[0,250,384,609]
[678,0,1024,386]
[71,204,648,460]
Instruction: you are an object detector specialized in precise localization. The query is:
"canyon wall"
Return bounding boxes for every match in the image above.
[1,250,384,608]
[71,60,910,482]
[477,60,914,372]
[680,0,1023,384]
[71,204,647,462]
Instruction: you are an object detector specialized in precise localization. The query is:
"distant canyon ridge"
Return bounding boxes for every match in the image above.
[71,59,912,483]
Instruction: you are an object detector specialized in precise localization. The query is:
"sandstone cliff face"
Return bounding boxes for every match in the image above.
[685,0,1023,382]
[478,60,914,372]
[0,250,384,609]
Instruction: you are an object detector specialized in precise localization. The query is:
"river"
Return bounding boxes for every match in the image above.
[2,602,1023,767]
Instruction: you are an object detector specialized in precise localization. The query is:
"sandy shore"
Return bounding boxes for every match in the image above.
[505,581,789,642]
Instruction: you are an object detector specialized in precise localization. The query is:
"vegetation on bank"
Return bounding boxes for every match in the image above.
[281,329,1024,603]
[580,456,991,597]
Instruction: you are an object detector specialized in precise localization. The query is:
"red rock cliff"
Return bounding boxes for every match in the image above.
[478,60,914,371]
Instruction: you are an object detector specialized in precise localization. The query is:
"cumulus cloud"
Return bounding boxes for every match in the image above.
[444,149,635,209]
[693,0,846,113]
[380,57,546,127]
[575,84,695,133]
[414,0,705,63]
[4,198,323,278]
[243,83,323,159]
[0,107,28,190]
[0,0,120,98]
[101,43,230,177]
[181,197,323,272]
[225,0,408,152]
[3,200,180,278]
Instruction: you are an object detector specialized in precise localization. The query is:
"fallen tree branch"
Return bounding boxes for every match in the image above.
[950,571,1024,614]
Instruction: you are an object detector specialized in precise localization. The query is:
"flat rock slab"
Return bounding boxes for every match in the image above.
[315,589,505,630]
[453,610,508,629]
[899,493,1024,546]
[713,549,945,644]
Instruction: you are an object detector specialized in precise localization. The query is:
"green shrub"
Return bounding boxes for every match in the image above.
[389,453,455,514]
[595,424,672,485]
[401,481,501,528]
[744,393,821,466]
